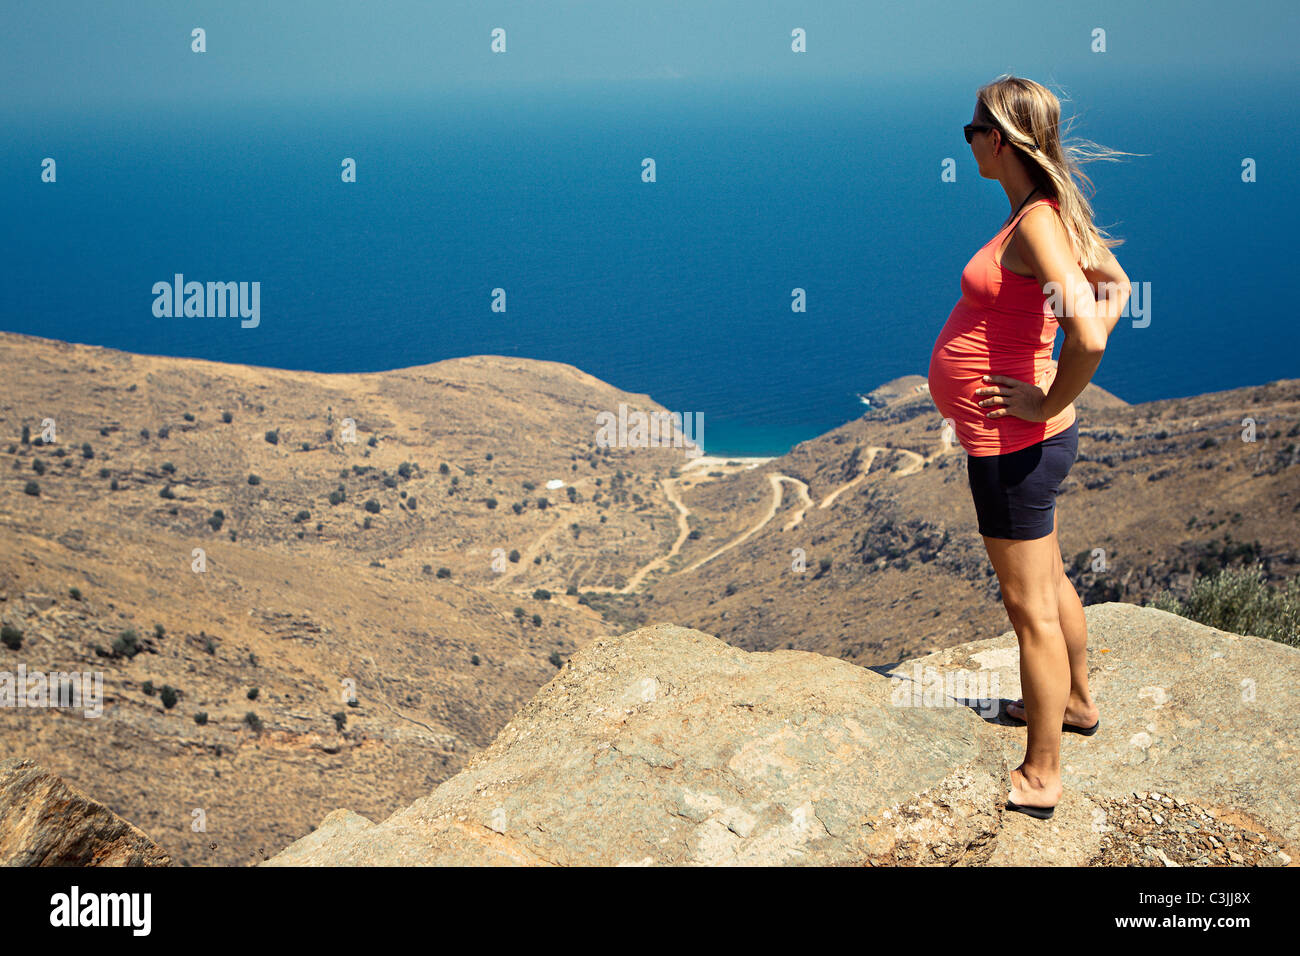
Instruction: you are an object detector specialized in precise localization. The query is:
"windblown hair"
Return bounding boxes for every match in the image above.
[976,74,1138,271]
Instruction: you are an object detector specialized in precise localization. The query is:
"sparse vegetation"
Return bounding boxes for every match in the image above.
[436,567,450,579]
[194,712,208,725]
[68,587,82,600]
[1149,563,1300,647]
[293,509,311,523]
[1,624,22,651]
[160,685,178,708]
[159,484,175,499]
[183,412,195,422]
[471,654,480,666]
[364,499,381,514]
[533,588,551,601]
[112,628,142,659]
[32,459,46,475]
[81,442,93,459]
[247,687,259,700]
[161,462,176,474]
[221,411,233,423]
[23,480,39,496]
[243,711,263,733]
[548,650,564,668]
[265,429,279,445]
[331,712,347,732]
[247,474,261,485]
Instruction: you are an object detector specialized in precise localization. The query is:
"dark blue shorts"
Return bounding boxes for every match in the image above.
[966,419,1078,540]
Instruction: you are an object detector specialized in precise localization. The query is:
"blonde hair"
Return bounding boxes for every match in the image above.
[976,74,1140,271]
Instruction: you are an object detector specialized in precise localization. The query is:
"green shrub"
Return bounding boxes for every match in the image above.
[157,425,170,439]
[183,412,195,422]
[154,623,165,638]
[247,687,259,700]
[221,411,233,423]
[331,712,347,732]
[1149,562,1300,647]
[533,588,551,601]
[328,489,345,506]
[194,711,208,725]
[398,462,412,479]
[32,459,46,475]
[364,499,381,514]
[244,711,263,733]
[509,549,520,563]
[471,654,480,666]
[532,613,542,627]
[20,425,30,444]
[110,478,119,490]
[293,509,310,523]
[160,685,178,709]
[247,474,261,485]
[436,567,450,579]
[265,429,279,445]
[142,680,155,696]
[485,497,498,509]
[1,624,22,650]
[161,462,175,474]
[98,467,110,478]
[68,586,82,600]
[112,629,142,658]
[548,650,563,668]
[159,485,175,499]
[81,442,94,459]
[439,463,449,474]
[23,480,39,496]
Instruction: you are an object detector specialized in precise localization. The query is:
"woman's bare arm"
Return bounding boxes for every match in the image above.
[1013,206,1108,420]
[1080,246,1132,337]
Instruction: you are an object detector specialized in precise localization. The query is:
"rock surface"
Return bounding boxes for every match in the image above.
[265,602,1299,866]
[894,602,1300,866]
[0,758,171,866]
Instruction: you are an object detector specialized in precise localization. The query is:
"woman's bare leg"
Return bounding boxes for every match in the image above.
[982,523,1069,809]
[1007,512,1099,726]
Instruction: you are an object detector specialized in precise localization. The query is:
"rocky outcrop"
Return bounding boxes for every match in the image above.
[264,602,1299,866]
[0,758,171,866]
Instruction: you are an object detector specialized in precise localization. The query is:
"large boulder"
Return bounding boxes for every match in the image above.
[0,758,171,866]
[264,603,1299,867]
[887,602,1299,865]
[267,622,1008,865]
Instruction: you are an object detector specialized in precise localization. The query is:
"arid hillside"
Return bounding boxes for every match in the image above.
[1,330,1297,864]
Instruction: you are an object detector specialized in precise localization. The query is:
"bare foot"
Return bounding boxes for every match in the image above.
[1006,698,1099,728]
[1009,764,1062,810]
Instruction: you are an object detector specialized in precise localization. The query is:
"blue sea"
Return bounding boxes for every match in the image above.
[3,72,1298,457]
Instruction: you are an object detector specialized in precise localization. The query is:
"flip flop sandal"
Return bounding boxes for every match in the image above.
[1004,703,1100,736]
[1006,799,1056,820]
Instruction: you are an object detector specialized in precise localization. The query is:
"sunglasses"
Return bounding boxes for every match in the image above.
[963,122,996,144]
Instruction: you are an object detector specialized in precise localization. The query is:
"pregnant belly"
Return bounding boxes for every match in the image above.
[928,337,1041,427]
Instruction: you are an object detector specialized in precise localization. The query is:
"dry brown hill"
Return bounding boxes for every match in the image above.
[1,330,1297,864]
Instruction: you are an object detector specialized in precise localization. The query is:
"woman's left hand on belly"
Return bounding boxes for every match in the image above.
[975,373,1049,422]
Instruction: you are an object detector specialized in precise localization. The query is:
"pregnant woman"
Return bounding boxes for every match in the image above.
[928,75,1133,819]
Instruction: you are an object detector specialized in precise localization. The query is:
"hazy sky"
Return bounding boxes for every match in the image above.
[4,0,1295,111]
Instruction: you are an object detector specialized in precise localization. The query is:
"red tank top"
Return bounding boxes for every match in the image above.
[927,196,1076,456]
